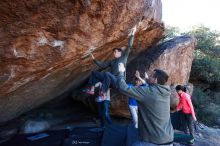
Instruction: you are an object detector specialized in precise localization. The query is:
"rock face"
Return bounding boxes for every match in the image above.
[126,36,196,84]
[72,36,196,117]
[0,0,163,122]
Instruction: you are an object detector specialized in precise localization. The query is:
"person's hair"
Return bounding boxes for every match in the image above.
[175,85,185,91]
[153,69,169,85]
[113,48,122,52]
[183,86,187,92]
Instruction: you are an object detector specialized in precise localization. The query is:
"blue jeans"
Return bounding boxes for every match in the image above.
[97,100,112,127]
[89,71,105,88]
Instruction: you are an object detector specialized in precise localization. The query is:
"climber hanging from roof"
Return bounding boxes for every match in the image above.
[84,24,138,99]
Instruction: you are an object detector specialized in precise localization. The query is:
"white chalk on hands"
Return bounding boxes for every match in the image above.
[132,25,137,35]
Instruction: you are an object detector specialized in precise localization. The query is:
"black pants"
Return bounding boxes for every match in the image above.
[88,71,117,93]
[182,112,194,137]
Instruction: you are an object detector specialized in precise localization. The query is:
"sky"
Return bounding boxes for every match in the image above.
[162,0,220,31]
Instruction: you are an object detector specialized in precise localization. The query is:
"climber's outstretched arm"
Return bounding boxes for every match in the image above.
[122,25,137,63]
[89,52,110,69]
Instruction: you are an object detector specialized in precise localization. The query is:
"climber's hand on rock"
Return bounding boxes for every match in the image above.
[129,25,137,36]
[89,52,95,60]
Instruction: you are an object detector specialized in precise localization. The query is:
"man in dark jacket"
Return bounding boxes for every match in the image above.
[117,63,174,146]
[86,25,137,98]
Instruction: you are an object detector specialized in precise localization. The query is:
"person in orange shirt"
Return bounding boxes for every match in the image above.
[175,85,197,138]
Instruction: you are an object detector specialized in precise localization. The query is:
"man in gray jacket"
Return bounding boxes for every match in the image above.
[117,63,174,146]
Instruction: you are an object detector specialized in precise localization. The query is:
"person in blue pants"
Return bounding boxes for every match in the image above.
[128,70,148,128]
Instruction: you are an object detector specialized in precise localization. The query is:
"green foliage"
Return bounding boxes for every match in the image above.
[183,26,220,57]
[192,86,209,107]
[159,25,180,43]
[186,26,220,83]
[192,86,220,126]
[164,26,180,41]
[191,57,220,83]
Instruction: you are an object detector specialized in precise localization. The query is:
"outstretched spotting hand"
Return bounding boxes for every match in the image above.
[135,70,140,78]
[145,72,149,80]
[118,63,126,73]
